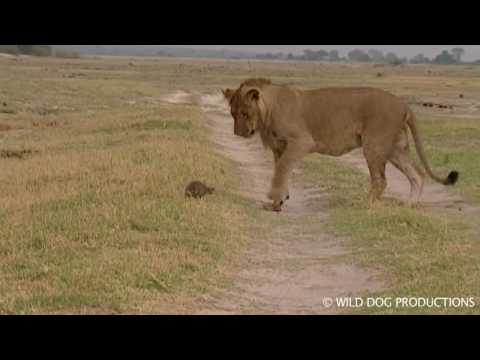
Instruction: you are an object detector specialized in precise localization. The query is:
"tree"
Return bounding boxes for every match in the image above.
[0,45,19,55]
[384,52,402,65]
[433,50,456,64]
[303,49,329,61]
[18,45,34,54]
[451,47,465,63]
[410,53,430,64]
[31,45,52,57]
[17,45,52,56]
[287,53,295,60]
[303,50,314,60]
[348,49,371,62]
[54,49,80,59]
[317,50,329,60]
[367,49,384,63]
[256,52,285,60]
[329,50,339,62]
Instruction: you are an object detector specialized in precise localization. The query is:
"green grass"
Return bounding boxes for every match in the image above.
[2,55,480,314]
[420,116,480,204]
[299,116,480,314]
[0,58,256,313]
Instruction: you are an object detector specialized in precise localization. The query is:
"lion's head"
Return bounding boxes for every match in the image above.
[222,78,272,138]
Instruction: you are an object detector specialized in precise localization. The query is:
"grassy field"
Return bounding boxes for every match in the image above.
[300,112,480,314]
[0,56,258,313]
[301,156,480,314]
[1,55,480,314]
[421,116,480,204]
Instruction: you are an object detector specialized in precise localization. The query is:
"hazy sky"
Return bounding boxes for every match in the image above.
[167,45,480,61]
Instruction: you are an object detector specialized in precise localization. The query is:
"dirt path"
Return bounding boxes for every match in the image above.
[162,91,383,314]
[340,150,477,214]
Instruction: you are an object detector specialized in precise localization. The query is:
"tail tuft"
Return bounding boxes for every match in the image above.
[444,171,459,186]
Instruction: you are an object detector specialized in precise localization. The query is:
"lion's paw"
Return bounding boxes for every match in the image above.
[267,187,289,202]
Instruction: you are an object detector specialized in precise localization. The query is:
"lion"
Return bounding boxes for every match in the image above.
[222,78,459,212]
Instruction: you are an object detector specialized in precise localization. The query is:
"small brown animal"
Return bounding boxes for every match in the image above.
[185,181,215,199]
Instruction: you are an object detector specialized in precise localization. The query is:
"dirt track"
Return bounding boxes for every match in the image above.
[163,91,383,314]
[341,150,476,214]
[162,90,477,314]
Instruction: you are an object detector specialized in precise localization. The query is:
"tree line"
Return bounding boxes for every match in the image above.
[0,45,52,56]
[0,45,474,64]
[0,45,79,58]
[255,48,470,65]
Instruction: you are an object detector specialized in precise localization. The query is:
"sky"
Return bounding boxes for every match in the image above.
[166,45,480,61]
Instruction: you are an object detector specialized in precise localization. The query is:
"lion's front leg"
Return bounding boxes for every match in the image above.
[267,138,314,211]
[272,148,290,202]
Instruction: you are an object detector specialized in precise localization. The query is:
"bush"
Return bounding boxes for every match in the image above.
[433,50,457,65]
[3,45,78,58]
[54,49,80,59]
[17,45,34,54]
[30,45,52,57]
[0,45,19,55]
[17,45,52,57]
[348,49,371,62]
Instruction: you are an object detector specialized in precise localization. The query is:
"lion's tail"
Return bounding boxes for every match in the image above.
[405,109,459,186]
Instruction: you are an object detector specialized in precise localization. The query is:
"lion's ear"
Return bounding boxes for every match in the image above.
[246,88,260,102]
[222,88,235,101]
[256,94,271,128]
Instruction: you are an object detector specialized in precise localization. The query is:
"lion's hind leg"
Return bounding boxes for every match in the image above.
[388,148,425,206]
[366,160,387,206]
[363,146,388,206]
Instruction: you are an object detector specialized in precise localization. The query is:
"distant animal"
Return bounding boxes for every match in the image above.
[222,78,458,212]
[185,181,215,199]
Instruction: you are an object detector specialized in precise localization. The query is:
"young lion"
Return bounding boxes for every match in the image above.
[223,78,458,212]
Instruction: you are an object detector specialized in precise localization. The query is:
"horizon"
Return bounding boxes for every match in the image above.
[161,45,480,61]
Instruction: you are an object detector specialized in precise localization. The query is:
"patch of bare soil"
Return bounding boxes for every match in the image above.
[162,91,384,314]
[0,124,12,132]
[340,150,478,215]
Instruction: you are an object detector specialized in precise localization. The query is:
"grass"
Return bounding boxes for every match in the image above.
[0,58,258,314]
[299,114,480,314]
[1,55,480,314]
[420,116,480,204]
[284,63,480,314]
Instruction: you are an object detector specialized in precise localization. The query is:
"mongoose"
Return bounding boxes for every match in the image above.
[185,181,215,199]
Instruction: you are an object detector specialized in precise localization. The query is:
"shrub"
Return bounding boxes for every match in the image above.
[0,45,20,55]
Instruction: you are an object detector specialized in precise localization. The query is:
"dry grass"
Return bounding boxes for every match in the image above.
[1,55,480,314]
[0,56,257,314]
[301,154,480,314]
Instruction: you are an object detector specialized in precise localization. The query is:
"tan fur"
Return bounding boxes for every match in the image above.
[223,79,458,210]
